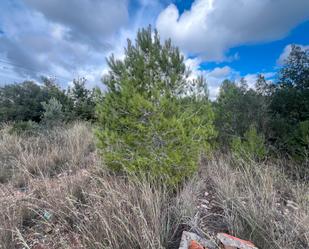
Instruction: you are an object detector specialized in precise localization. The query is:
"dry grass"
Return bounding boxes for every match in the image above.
[0,123,308,249]
[0,170,202,248]
[202,155,309,249]
[0,122,95,186]
[0,123,200,249]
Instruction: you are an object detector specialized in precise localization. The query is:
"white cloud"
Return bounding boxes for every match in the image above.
[184,59,236,100]
[277,44,309,65]
[205,66,239,100]
[0,0,164,88]
[23,0,129,49]
[156,0,309,61]
[208,66,231,78]
[239,71,275,89]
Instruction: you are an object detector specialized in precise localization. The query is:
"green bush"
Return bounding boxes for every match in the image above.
[96,27,216,185]
[231,125,266,161]
[288,120,309,161]
[9,121,40,136]
[41,97,64,127]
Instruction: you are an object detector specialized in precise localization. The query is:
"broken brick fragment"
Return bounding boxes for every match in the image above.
[217,233,258,249]
[179,231,216,249]
[189,240,206,249]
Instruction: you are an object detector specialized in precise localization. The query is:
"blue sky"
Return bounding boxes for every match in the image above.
[0,0,309,99]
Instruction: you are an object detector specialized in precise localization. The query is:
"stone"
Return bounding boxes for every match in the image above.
[179,231,216,249]
[217,233,258,249]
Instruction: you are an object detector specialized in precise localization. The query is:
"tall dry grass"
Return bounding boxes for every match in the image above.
[0,122,95,186]
[0,123,308,249]
[0,123,201,249]
[0,170,202,249]
[202,155,309,249]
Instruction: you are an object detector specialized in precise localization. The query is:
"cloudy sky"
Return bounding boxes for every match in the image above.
[0,0,309,99]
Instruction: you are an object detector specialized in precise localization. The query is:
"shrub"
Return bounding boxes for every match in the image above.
[96,27,216,185]
[41,97,64,127]
[9,120,39,136]
[288,120,309,162]
[231,125,266,161]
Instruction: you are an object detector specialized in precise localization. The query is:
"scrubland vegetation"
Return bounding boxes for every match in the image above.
[0,27,308,248]
[0,123,308,248]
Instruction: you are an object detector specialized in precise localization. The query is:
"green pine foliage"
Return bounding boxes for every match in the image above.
[214,79,270,147]
[268,45,309,161]
[96,27,216,185]
[69,77,97,121]
[288,120,309,161]
[41,97,65,127]
[231,125,266,161]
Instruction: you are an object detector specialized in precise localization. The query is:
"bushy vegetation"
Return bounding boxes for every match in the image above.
[0,77,97,125]
[0,28,308,249]
[96,27,216,185]
[231,125,266,161]
[214,45,309,164]
[0,124,307,249]
[41,97,65,127]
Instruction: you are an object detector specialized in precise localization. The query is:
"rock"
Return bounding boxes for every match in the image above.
[217,233,258,249]
[179,231,216,249]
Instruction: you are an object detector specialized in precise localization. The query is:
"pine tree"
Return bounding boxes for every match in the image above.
[96,27,216,185]
[70,77,96,121]
[41,97,64,127]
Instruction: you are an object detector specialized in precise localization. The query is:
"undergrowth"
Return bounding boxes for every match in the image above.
[0,123,308,249]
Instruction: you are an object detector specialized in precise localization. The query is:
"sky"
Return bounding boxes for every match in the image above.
[0,0,309,99]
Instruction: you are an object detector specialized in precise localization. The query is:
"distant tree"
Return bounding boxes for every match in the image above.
[42,77,74,120]
[69,77,96,121]
[41,97,64,127]
[96,26,216,185]
[279,45,309,89]
[255,74,274,96]
[214,78,270,147]
[214,80,241,145]
[238,77,248,92]
[0,81,49,123]
[271,45,309,123]
[288,120,309,161]
[270,45,309,156]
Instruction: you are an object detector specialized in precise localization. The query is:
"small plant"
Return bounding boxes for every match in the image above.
[288,120,309,162]
[231,125,266,161]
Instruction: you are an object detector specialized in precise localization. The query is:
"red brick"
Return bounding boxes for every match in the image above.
[189,240,205,249]
[217,233,258,249]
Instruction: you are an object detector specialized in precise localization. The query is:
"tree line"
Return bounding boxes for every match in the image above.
[0,77,98,125]
[215,44,309,162]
